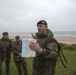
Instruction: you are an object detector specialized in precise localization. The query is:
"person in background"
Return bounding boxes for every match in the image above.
[29,20,58,75]
[0,32,12,75]
[12,36,28,75]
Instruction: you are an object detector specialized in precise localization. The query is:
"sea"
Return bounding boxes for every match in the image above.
[0,31,76,37]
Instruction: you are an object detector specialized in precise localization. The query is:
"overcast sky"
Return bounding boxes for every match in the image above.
[0,0,76,33]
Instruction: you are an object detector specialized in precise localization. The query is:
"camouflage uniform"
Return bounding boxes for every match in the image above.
[0,38,12,75]
[32,29,58,75]
[0,47,2,75]
[12,40,28,75]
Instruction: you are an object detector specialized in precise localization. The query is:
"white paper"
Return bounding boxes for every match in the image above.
[22,38,36,57]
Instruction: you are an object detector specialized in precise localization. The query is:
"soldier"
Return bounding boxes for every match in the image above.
[0,46,2,75]
[29,20,59,75]
[12,36,28,75]
[0,32,12,75]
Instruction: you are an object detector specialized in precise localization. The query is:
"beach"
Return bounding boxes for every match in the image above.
[55,36,76,45]
[11,36,76,45]
[0,35,76,45]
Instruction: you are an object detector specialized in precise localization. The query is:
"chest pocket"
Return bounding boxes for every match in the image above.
[14,42,22,52]
[1,41,10,51]
[37,38,47,48]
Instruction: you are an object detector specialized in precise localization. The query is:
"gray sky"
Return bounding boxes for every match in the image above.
[0,0,76,33]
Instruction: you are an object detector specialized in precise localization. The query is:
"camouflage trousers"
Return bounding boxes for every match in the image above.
[0,59,2,75]
[32,57,57,75]
[14,60,28,75]
[0,60,10,75]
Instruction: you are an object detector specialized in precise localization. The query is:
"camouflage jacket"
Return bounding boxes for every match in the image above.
[0,38,12,61]
[35,29,58,60]
[12,40,25,61]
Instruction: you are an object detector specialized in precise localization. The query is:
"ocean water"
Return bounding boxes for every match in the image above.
[53,31,76,37]
[0,31,76,37]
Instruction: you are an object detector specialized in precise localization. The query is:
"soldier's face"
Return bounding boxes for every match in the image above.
[37,24,47,34]
[16,39,20,42]
[3,35,9,39]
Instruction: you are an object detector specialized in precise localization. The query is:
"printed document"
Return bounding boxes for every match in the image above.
[22,38,36,57]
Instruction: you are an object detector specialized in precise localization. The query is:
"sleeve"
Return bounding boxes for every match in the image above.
[0,47,1,56]
[41,42,59,59]
[0,41,2,53]
[0,42,2,60]
[9,40,13,53]
[0,45,1,53]
[12,43,19,55]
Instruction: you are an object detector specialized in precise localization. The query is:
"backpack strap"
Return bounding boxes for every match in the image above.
[44,36,67,68]
[53,39,67,62]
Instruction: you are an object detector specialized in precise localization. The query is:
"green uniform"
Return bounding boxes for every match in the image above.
[12,40,28,75]
[32,29,58,75]
[0,38,12,75]
[0,49,2,75]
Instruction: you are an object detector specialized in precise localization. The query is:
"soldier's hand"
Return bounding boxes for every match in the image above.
[29,42,42,53]
[31,33,36,39]
[17,53,22,57]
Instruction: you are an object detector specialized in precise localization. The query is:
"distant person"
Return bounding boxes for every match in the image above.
[29,20,59,75]
[0,40,1,75]
[12,36,28,75]
[0,32,12,75]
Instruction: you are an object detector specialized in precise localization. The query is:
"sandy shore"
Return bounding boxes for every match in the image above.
[0,35,76,45]
[55,36,76,45]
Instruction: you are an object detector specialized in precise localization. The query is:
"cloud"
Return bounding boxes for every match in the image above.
[0,0,76,33]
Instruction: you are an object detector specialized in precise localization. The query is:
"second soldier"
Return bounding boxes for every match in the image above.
[12,36,28,75]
